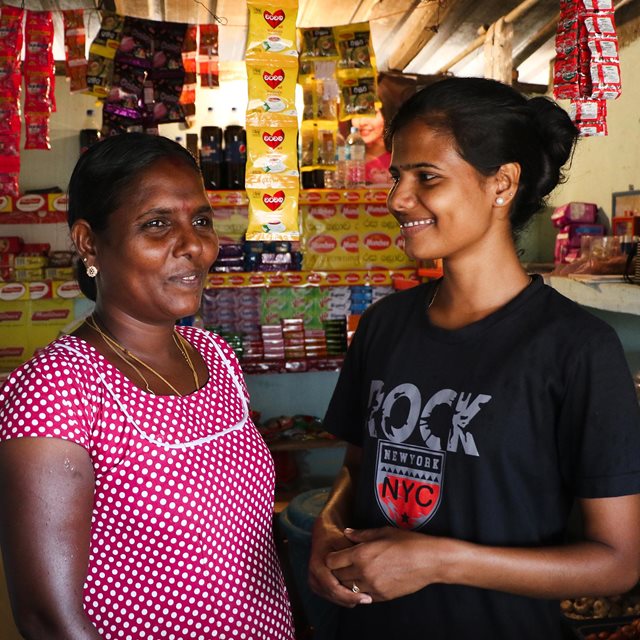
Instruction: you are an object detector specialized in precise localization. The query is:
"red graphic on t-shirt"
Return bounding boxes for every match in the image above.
[375,440,444,529]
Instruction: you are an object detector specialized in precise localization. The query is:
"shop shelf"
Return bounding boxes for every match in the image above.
[547,275,640,316]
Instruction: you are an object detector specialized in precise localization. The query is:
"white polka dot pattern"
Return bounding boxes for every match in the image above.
[0,327,295,639]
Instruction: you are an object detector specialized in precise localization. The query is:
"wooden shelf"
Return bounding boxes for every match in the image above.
[546,276,640,316]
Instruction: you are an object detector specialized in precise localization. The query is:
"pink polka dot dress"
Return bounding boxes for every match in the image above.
[0,327,295,640]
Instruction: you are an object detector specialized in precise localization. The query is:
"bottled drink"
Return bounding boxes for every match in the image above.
[200,108,224,190]
[79,109,101,155]
[325,131,347,189]
[224,124,246,190]
[345,126,366,188]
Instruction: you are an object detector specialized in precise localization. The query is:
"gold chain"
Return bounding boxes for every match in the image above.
[85,315,198,396]
[174,331,199,389]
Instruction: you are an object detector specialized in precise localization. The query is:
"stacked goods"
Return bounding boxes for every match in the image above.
[244,0,300,242]
[0,6,23,197]
[551,201,602,263]
[554,0,620,136]
[298,22,379,183]
[302,194,414,271]
[23,11,56,151]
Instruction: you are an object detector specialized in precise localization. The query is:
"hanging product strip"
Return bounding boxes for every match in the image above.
[553,0,621,137]
[244,0,300,242]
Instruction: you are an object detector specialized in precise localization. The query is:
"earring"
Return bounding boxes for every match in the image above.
[86,265,98,278]
[496,196,505,206]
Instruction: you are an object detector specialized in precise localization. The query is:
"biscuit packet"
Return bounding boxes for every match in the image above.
[246,0,299,59]
[246,55,298,123]
[246,187,300,241]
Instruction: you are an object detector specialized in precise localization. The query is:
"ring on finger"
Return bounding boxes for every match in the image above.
[351,582,360,594]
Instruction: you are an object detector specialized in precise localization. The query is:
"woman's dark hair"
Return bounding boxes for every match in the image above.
[68,133,201,300]
[385,76,579,234]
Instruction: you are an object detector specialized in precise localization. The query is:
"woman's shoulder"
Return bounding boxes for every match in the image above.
[4,335,95,384]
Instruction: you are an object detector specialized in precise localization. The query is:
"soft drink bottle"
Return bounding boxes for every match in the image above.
[79,109,101,155]
[200,108,224,190]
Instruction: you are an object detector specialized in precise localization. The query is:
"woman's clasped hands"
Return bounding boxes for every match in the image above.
[310,521,445,606]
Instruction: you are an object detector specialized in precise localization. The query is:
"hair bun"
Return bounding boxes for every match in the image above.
[528,96,579,196]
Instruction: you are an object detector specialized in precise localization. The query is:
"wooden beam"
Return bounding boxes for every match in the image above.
[512,10,559,69]
[437,0,543,74]
[387,0,460,71]
[483,17,513,84]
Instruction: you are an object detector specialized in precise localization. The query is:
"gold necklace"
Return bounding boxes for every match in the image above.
[174,331,199,389]
[85,316,198,396]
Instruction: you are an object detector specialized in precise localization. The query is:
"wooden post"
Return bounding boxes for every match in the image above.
[483,17,514,84]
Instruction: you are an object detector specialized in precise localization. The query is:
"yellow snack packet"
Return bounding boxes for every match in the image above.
[338,73,377,121]
[246,124,299,180]
[334,22,374,69]
[246,187,300,241]
[246,55,298,122]
[299,27,339,62]
[246,0,299,59]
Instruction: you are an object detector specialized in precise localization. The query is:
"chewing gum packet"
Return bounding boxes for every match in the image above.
[246,55,298,122]
[246,188,300,241]
[246,0,299,59]
[246,124,299,179]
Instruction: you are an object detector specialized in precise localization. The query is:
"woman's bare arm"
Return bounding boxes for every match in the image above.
[0,437,101,639]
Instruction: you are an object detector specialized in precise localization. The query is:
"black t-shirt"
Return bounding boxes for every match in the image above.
[323,275,640,640]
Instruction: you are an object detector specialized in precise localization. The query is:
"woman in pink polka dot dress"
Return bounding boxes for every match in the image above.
[0,134,294,640]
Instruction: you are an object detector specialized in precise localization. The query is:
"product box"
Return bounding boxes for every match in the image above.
[612,215,640,236]
[0,299,28,370]
[551,202,598,228]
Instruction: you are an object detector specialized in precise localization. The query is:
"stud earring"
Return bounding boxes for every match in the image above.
[496,196,505,206]
[86,265,98,278]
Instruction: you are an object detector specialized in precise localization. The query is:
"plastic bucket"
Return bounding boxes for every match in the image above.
[279,488,340,640]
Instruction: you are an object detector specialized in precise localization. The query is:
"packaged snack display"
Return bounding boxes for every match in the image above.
[198,24,219,88]
[246,187,300,241]
[62,9,88,93]
[555,0,621,136]
[245,0,300,242]
[246,55,298,121]
[86,12,124,98]
[246,0,299,58]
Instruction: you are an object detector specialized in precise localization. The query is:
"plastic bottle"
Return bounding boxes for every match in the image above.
[200,107,224,190]
[224,113,246,190]
[332,131,347,189]
[345,126,366,188]
[79,109,101,155]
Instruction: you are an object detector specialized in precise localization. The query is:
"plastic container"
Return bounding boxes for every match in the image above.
[345,126,365,188]
[79,109,101,155]
[278,488,339,640]
[324,131,346,189]
[224,122,246,190]
[200,108,224,190]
